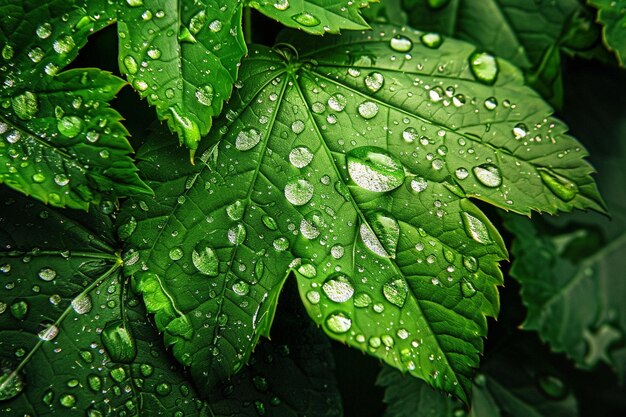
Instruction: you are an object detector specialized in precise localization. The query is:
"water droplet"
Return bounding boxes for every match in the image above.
[156,382,172,396]
[226,200,245,220]
[463,256,478,272]
[38,323,59,341]
[262,215,278,230]
[354,292,372,308]
[0,363,25,401]
[140,363,154,377]
[455,167,469,180]
[54,174,70,186]
[469,51,499,85]
[325,312,351,334]
[402,127,418,143]
[101,320,137,363]
[538,169,578,201]
[291,119,305,134]
[168,247,184,260]
[322,273,354,303]
[274,0,290,10]
[538,374,567,399]
[189,9,206,34]
[118,216,137,241]
[364,72,384,93]
[126,0,143,5]
[292,12,320,27]
[347,146,405,192]
[289,146,314,168]
[71,293,92,314]
[298,263,317,278]
[36,23,52,39]
[512,123,528,139]
[195,84,214,106]
[390,35,413,52]
[209,19,223,32]
[306,290,320,304]
[32,173,46,183]
[12,91,38,120]
[472,163,502,188]
[272,237,289,251]
[327,93,346,112]
[38,267,57,281]
[235,128,262,151]
[59,393,76,408]
[461,212,491,244]
[87,374,102,392]
[228,223,247,245]
[10,300,28,320]
[232,281,250,296]
[369,336,382,348]
[57,116,83,138]
[357,101,379,119]
[410,177,428,193]
[300,218,320,239]
[53,35,75,54]
[284,178,314,206]
[483,97,498,110]
[191,241,219,276]
[421,32,443,49]
[383,278,408,307]
[460,279,477,297]
[360,210,399,258]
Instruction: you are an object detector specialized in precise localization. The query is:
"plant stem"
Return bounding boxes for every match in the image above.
[244,7,252,44]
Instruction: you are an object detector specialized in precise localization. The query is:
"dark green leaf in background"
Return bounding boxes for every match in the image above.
[589,0,626,65]
[117,0,247,157]
[0,0,150,209]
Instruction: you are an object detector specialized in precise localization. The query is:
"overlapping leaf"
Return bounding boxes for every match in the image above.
[0,0,150,209]
[589,0,626,65]
[401,0,603,106]
[117,0,247,156]
[121,24,602,401]
[248,0,373,34]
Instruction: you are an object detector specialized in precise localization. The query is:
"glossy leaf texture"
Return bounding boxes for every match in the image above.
[377,345,578,417]
[0,0,150,209]
[247,0,373,34]
[117,0,247,156]
[589,0,626,65]
[0,188,207,415]
[401,0,604,106]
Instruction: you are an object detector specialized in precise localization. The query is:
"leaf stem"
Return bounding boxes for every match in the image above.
[244,7,252,44]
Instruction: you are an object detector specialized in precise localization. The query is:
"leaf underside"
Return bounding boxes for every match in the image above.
[117,0,248,154]
[589,0,626,65]
[122,23,603,402]
[0,0,150,209]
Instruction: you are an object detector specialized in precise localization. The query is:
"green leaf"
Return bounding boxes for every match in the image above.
[377,346,578,417]
[403,0,602,106]
[248,0,373,35]
[122,23,602,401]
[0,187,208,416]
[117,0,247,156]
[589,0,626,65]
[0,0,150,209]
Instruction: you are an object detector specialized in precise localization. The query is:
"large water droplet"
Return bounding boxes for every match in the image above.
[461,212,491,244]
[420,32,443,49]
[123,55,138,74]
[364,72,384,93]
[284,178,314,206]
[291,12,320,27]
[228,223,247,245]
[538,169,578,201]
[36,23,52,39]
[57,116,83,138]
[53,35,75,54]
[322,273,354,303]
[325,312,351,334]
[0,363,25,401]
[383,278,408,307]
[347,147,405,192]
[38,267,57,281]
[195,84,214,106]
[472,163,502,188]
[12,91,38,120]
[235,128,262,151]
[389,35,413,52]
[360,210,399,258]
[327,93,346,112]
[289,146,314,168]
[101,320,137,363]
[460,279,477,298]
[291,120,305,134]
[71,293,92,314]
[118,216,137,241]
[232,281,250,296]
[38,323,59,341]
[353,293,372,308]
[357,101,379,119]
[469,51,499,85]
[10,300,28,320]
[192,241,219,276]
[298,263,317,278]
[226,200,245,220]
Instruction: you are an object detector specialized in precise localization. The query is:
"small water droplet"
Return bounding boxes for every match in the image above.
[463,256,478,272]
[232,280,250,296]
[298,263,317,278]
[325,312,351,334]
[354,292,372,308]
[357,101,379,119]
[420,32,443,49]
[228,223,247,245]
[455,167,469,180]
[460,279,477,297]
[235,128,262,151]
[118,216,137,241]
[284,178,314,206]
[195,84,214,106]
[292,12,320,27]
[364,72,384,92]
[472,163,502,188]
[347,146,405,192]
[327,93,346,111]
[289,146,314,168]
[272,237,289,251]
[0,362,25,401]
[168,247,184,260]
[461,212,492,244]
[38,267,57,281]
[226,200,245,220]
[57,116,83,138]
[71,293,92,314]
[389,35,413,52]
[410,177,428,193]
[38,323,59,341]
[469,51,499,85]
[192,241,219,276]
[36,23,52,39]
[383,278,408,307]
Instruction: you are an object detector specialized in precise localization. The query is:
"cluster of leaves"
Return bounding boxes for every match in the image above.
[0,0,625,415]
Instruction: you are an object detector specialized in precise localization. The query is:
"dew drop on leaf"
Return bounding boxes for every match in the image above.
[461,212,492,244]
[289,146,314,168]
[469,51,499,85]
[357,101,379,119]
[389,35,413,52]
[455,167,469,180]
[297,263,317,278]
[472,163,502,188]
[10,300,28,320]
[538,169,578,201]
[195,84,214,106]
[36,23,52,39]
[347,146,405,192]
[274,0,290,10]
[228,223,247,245]
[59,393,76,408]
[262,215,278,230]
[364,72,385,93]
[402,127,418,143]
[327,93,346,111]
[383,278,408,307]
[325,312,351,334]
[71,293,92,314]
[53,35,75,54]
[87,374,102,392]
[322,273,355,302]
[232,281,250,296]
[38,267,56,281]
[235,128,262,151]
[12,91,38,120]
[272,237,289,251]
[101,320,137,363]
[118,216,137,241]
[168,247,184,260]
[463,255,478,272]
[291,12,320,27]
[284,178,314,206]
[0,362,25,401]
[353,292,372,308]
[226,200,245,220]
[57,116,83,138]
[38,323,59,341]
[420,32,443,49]
[460,279,477,298]
[192,241,219,276]
[360,211,399,258]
